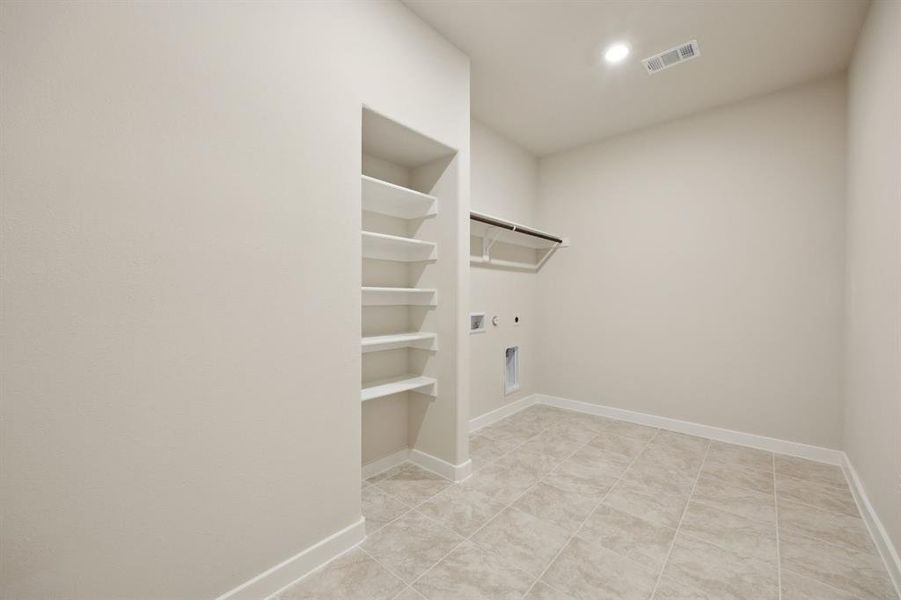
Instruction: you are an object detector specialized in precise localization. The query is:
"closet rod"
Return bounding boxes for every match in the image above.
[469,213,563,244]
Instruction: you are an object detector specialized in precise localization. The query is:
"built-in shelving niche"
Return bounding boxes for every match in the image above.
[360,107,459,469]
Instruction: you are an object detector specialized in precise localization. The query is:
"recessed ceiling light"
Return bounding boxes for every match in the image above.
[604,43,630,64]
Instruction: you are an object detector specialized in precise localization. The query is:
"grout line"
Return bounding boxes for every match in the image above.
[774,453,784,600]
[774,493,860,519]
[777,526,890,561]
[647,439,711,600]
[358,544,411,588]
[377,411,590,594]
[780,567,870,600]
[522,428,662,598]
[685,495,775,525]
[351,408,883,600]
[776,469,853,492]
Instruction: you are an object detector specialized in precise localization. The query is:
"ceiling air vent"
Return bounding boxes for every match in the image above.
[642,40,700,75]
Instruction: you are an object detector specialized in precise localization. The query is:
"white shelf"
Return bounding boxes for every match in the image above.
[362,175,437,219]
[470,211,565,250]
[361,332,437,353]
[362,231,437,262]
[361,374,437,402]
[362,286,437,306]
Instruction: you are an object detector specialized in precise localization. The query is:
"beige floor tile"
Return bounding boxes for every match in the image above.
[463,458,541,505]
[276,548,405,600]
[780,570,861,600]
[597,419,658,442]
[780,532,897,600]
[648,430,709,458]
[567,444,632,478]
[778,498,876,554]
[513,481,598,533]
[622,455,697,495]
[680,501,777,563]
[518,430,586,461]
[543,459,619,497]
[577,504,676,570]
[416,482,507,537]
[578,413,619,433]
[500,446,563,478]
[604,477,690,529]
[478,419,542,446]
[652,576,712,599]
[690,472,776,524]
[663,533,778,600]
[393,587,427,600]
[503,409,546,430]
[699,461,774,494]
[776,473,859,517]
[775,455,848,489]
[587,431,650,461]
[469,434,520,470]
[412,541,533,600]
[357,412,890,600]
[705,442,773,474]
[542,419,600,444]
[470,506,571,577]
[362,485,411,535]
[525,582,578,599]
[375,464,452,507]
[360,511,463,583]
[541,537,659,600]
[637,445,705,478]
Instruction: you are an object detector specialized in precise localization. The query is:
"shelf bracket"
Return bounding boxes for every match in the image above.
[481,226,503,262]
[534,242,560,271]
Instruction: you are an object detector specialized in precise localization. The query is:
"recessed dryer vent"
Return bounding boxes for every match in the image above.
[505,346,520,395]
[642,40,700,75]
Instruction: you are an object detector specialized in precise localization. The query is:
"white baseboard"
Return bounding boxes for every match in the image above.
[362,448,410,480]
[535,393,845,465]
[516,393,898,594]
[216,517,366,600]
[409,449,472,482]
[362,447,471,483]
[842,454,901,596]
[469,394,539,433]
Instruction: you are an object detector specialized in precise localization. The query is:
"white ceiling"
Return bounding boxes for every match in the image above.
[403,0,870,156]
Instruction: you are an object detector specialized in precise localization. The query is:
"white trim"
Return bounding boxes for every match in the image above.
[534,393,845,465]
[469,394,539,433]
[842,454,901,595]
[521,393,899,593]
[361,448,410,480]
[409,448,472,482]
[362,447,471,483]
[216,518,366,600]
[473,392,901,592]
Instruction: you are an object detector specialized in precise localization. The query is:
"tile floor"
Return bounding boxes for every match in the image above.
[276,405,899,600]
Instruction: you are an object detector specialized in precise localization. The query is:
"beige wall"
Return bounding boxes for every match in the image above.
[469,120,539,419]
[844,0,901,551]
[0,2,468,598]
[535,76,847,448]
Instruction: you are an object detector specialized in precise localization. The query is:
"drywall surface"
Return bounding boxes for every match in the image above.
[469,120,539,419]
[0,2,469,598]
[844,0,901,551]
[536,76,847,448]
